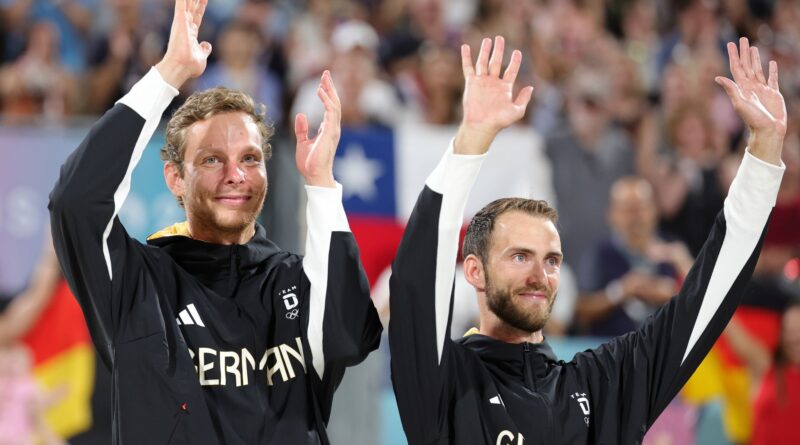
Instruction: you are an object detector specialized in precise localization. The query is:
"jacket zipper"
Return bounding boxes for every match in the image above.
[523,342,554,443]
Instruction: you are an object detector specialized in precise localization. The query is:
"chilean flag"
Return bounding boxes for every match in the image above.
[333,120,553,288]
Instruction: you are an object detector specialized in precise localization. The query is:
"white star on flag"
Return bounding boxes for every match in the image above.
[334,143,384,201]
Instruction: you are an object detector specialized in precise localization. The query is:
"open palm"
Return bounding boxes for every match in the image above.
[461,37,533,133]
[715,38,787,138]
[162,0,212,81]
[294,71,341,187]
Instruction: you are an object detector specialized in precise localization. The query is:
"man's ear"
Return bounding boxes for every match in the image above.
[164,162,184,203]
[463,254,486,292]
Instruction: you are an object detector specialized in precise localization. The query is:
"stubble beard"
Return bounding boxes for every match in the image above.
[186,185,267,239]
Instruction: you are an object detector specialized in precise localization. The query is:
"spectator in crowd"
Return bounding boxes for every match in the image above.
[291,19,400,128]
[637,100,728,255]
[0,0,94,73]
[394,42,462,125]
[377,0,460,73]
[656,0,731,76]
[618,0,660,95]
[284,0,361,90]
[0,234,65,445]
[86,0,169,114]
[545,66,635,264]
[0,20,78,120]
[574,176,693,336]
[195,21,283,126]
[0,344,66,445]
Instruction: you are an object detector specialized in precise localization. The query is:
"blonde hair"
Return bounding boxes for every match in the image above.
[161,87,274,173]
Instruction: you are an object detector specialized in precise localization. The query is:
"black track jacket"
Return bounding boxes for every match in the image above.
[49,68,382,444]
[389,144,784,444]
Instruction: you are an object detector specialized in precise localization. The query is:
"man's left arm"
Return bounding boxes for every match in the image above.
[295,71,382,381]
[575,38,787,440]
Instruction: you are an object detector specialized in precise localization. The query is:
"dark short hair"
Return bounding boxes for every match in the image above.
[462,198,559,262]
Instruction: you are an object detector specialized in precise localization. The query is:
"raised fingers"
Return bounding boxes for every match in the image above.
[322,71,341,106]
[727,42,744,83]
[739,37,752,79]
[488,36,505,77]
[768,60,779,90]
[294,113,309,144]
[461,44,475,78]
[751,46,766,85]
[475,38,491,76]
[192,0,208,26]
[175,0,186,17]
[513,85,534,108]
[502,49,522,84]
[317,84,336,112]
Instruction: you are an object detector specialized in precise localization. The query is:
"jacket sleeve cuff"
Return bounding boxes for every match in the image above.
[425,139,487,198]
[116,67,179,120]
[305,182,351,233]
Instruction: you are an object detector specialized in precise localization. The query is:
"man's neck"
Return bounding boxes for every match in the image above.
[188,221,256,245]
[480,320,544,345]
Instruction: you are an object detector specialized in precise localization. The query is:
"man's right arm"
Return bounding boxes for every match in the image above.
[48,0,210,359]
[389,36,533,443]
[389,144,485,443]
[48,69,178,355]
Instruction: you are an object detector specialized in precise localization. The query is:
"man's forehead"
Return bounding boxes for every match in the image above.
[186,113,261,151]
[492,211,561,246]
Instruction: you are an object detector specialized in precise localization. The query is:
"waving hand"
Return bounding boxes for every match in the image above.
[715,38,786,165]
[454,36,534,155]
[155,0,213,89]
[294,71,341,188]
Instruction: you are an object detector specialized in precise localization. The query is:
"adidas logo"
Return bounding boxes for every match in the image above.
[489,395,505,408]
[176,303,205,327]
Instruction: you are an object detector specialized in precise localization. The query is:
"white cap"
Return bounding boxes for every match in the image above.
[331,20,379,53]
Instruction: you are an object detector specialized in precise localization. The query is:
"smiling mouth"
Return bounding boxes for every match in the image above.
[215,196,252,206]
[518,291,549,300]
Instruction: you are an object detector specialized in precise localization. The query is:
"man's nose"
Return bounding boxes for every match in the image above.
[526,261,547,285]
[224,162,246,183]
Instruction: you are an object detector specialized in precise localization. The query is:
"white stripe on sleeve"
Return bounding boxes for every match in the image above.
[425,141,486,364]
[681,150,784,364]
[303,182,350,378]
[102,68,178,280]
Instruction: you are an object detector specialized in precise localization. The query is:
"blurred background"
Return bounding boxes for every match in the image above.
[0,0,799,444]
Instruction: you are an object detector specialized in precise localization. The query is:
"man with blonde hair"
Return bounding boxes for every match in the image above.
[49,1,381,443]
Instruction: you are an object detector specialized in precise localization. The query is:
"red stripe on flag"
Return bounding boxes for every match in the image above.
[22,279,90,366]
[349,217,405,286]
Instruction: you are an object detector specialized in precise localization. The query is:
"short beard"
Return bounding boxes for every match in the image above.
[485,270,554,334]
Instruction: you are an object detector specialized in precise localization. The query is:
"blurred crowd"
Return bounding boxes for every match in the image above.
[2,0,800,443]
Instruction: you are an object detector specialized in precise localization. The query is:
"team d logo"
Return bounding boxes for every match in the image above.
[278,286,300,320]
[570,392,591,426]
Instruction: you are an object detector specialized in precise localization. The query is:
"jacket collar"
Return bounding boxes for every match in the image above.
[146,222,281,297]
[457,331,558,383]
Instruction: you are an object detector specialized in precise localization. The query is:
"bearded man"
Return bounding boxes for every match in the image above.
[389,35,787,444]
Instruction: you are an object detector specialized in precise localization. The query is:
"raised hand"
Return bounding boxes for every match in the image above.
[454,36,534,155]
[155,0,213,89]
[294,71,341,188]
[715,37,786,166]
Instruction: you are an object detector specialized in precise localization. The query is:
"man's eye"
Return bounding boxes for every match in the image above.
[203,156,219,164]
[243,154,259,164]
[512,254,526,263]
[546,257,562,267]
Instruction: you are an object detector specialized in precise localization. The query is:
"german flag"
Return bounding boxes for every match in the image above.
[21,279,93,439]
[682,306,782,443]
